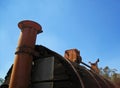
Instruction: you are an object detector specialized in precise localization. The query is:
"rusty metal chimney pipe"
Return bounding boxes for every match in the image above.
[9,20,42,88]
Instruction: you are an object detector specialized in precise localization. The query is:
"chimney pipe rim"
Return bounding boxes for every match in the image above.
[18,20,43,34]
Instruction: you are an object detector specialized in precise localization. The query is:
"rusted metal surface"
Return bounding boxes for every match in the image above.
[89,59,100,74]
[0,20,117,88]
[33,45,83,88]
[9,20,42,88]
[1,45,117,88]
[64,49,82,64]
[32,45,117,88]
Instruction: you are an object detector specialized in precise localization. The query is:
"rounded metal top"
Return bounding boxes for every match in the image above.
[18,20,43,34]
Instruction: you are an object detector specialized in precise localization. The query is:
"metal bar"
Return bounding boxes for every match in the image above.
[65,59,85,88]
[81,61,91,69]
[83,68,102,88]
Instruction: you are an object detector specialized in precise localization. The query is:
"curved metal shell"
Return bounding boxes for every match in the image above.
[31,45,116,88]
[0,45,117,88]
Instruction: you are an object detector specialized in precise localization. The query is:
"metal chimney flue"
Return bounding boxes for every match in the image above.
[9,20,42,88]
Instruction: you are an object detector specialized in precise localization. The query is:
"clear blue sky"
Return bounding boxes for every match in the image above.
[0,0,120,78]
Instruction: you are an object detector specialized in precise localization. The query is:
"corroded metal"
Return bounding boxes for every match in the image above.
[1,45,117,88]
[0,20,117,88]
[89,59,100,74]
[64,49,82,64]
[9,20,42,88]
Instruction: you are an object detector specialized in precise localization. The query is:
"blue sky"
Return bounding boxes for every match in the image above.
[0,0,120,78]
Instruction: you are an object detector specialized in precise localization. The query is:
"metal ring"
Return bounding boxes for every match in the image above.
[15,45,34,56]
